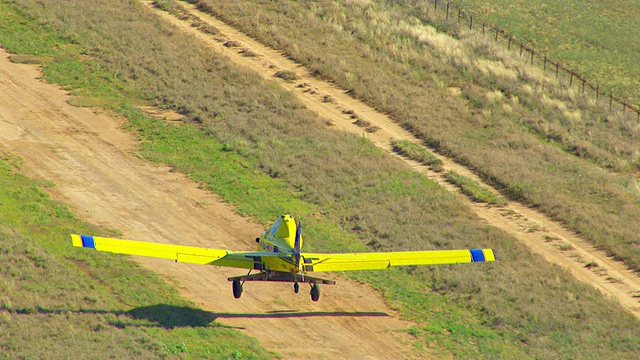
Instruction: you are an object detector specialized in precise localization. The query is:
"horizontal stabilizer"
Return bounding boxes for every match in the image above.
[228,272,335,284]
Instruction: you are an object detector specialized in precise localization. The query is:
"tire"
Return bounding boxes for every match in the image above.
[310,283,320,302]
[232,280,243,299]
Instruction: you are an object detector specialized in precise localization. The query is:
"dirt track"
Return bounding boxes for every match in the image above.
[0,2,639,358]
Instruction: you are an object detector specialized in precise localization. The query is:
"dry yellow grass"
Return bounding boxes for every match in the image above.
[194,0,640,273]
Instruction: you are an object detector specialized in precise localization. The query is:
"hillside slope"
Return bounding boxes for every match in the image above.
[150,0,640,319]
[0,49,424,359]
[199,0,640,274]
[2,0,640,358]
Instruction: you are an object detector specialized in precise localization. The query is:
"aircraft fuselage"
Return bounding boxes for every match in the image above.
[254,214,302,274]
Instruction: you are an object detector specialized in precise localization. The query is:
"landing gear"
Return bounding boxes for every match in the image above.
[232,280,243,299]
[310,283,321,302]
[227,272,334,301]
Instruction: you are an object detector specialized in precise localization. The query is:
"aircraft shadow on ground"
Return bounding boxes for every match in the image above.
[15,304,390,329]
[126,304,391,329]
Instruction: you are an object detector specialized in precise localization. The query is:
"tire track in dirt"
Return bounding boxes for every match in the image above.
[0,50,424,360]
[152,1,640,319]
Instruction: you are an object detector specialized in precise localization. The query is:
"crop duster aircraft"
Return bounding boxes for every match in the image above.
[72,214,495,301]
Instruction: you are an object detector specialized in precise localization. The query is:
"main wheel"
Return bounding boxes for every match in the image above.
[232,280,243,299]
[294,282,300,294]
[310,283,321,302]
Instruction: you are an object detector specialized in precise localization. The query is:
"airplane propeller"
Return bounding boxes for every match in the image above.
[293,218,303,294]
[293,217,302,268]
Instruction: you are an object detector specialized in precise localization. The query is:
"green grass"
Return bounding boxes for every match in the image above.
[0,153,271,359]
[455,0,640,105]
[1,0,640,358]
[444,171,507,205]
[392,139,443,168]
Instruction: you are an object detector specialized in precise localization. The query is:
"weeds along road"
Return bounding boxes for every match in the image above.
[0,50,425,359]
[144,1,640,319]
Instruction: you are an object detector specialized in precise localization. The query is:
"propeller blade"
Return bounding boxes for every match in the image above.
[294,219,302,267]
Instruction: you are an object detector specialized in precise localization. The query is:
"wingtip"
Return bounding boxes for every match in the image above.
[71,234,83,247]
[470,248,497,262]
[71,234,95,249]
[490,249,498,262]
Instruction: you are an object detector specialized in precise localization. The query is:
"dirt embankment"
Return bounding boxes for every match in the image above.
[144,1,640,319]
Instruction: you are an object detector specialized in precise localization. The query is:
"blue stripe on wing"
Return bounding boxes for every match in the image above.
[470,248,485,262]
[81,235,96,249]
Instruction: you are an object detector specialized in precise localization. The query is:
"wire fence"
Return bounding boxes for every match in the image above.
[430,0,640,121]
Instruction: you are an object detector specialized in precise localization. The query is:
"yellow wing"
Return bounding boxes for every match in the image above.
[301,249,495,272]
[71,234,291,271]
[72,235,494,273]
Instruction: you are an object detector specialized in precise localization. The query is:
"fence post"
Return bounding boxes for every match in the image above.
[470,15,473,30]
[530,49,534,64]
[610,93,613,111]
[570,71,573,86]
[495,27,499,41]
[543,56,547,71]
[482,22,485,35]
[582,79,586,94]
[446,2,450,20]
[435,0,438,12]
[520,43,523,56]
[508,36,512,49]
[555,62,559,78]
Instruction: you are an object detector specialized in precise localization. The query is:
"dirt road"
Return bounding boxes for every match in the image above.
[145,1,640,318]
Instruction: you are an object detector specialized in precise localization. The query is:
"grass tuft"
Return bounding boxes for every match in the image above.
[274,69,298,81]
[392,140,443,167]
[445,171,507,205]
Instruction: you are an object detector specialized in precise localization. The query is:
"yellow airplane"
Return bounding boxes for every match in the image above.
[72,214,495,301]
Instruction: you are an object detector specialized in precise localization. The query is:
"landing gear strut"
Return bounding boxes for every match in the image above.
[310,283,321,302]
[232,280,243,299]
[294,282,300,294]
